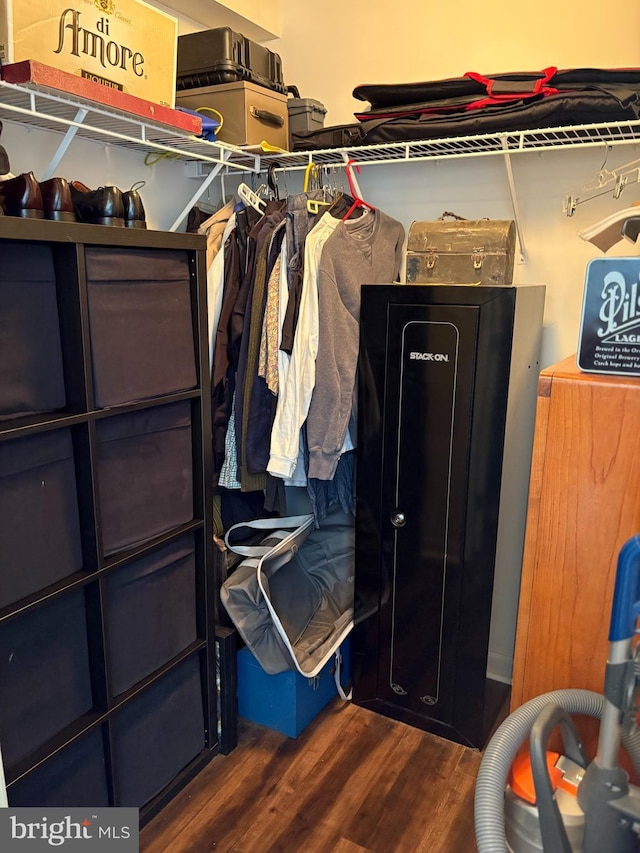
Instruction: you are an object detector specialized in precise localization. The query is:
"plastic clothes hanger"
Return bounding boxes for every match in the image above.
[303,162,319,192]
[267,162,281,200]
[237,182,266,214]
[308,198,331,214]
[563,149,640,216]
[304,162,333,214]
[342,159,374,221]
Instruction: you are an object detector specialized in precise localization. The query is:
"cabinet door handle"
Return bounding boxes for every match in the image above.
[391,511,406,528]
[250,107,284,127]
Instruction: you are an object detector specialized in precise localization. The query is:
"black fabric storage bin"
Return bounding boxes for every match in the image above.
[0,589,93,768]
[112,656,205,807]
[105,532,198,695]
[0,428,83,610]
[85,247,197,407]
[0,242,66,418]
[96,401,194,556]
[8,728,109,808]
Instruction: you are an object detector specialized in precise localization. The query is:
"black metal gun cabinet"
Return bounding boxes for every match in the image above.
[352,283,545,748]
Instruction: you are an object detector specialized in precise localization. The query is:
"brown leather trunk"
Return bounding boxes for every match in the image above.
[406,214,516,286]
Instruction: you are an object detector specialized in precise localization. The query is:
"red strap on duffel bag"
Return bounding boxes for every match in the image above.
[463,67,560,109]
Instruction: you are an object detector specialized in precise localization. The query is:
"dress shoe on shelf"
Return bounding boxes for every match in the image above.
[122,181,147,229]
[0,172,44,218]
[0,144,10,178]
[69,180,125,227]
[39,177,76,223]
[0,119,11,178]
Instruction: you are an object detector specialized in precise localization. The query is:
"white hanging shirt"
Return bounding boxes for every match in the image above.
[267,212,341,479]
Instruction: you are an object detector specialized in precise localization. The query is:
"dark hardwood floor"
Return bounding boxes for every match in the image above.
[140,698,483,853]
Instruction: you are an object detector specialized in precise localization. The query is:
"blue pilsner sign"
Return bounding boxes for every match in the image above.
[578,257,640,375]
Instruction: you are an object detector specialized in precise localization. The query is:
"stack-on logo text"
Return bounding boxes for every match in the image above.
[409,351,450,362]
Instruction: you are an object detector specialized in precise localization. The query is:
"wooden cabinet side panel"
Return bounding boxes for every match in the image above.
[511,367,640,714]
[510,374,552,709]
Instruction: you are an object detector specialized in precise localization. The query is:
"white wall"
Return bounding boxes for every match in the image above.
[332,147,640,368]
[0,121,204,232]
[3,0,638,687]
[265,0,640,683]
[151,0,282,39]
[263,0,640,369]
[273,0,640,127]
[3,4,640,365]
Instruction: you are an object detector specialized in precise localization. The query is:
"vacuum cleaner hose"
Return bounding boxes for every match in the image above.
[474,688,640,853]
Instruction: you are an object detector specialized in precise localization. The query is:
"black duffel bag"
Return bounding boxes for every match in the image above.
[292,67,640,151]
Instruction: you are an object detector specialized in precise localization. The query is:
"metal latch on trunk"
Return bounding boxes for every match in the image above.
[472,247,486,270]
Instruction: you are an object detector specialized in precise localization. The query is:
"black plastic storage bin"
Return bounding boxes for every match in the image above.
[95,400,194,557]
[112,655,205,807]
[0,589,94,768]
[0,428,83,611]
[0,242,66,419]
[104,532,198,696]
[85,247,197,408]
[176,27,286,94]
[8,727,110,808]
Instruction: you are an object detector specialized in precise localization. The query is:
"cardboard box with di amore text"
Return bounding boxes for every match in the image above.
[0,0,177,108]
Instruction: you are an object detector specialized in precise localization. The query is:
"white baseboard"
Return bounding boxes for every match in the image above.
[487,650,513,685]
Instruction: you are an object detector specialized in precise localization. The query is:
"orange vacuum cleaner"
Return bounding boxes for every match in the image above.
[475,534,640,852]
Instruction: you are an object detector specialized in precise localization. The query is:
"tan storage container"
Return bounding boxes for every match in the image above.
[176,80,289,149]
[0,0,177,108]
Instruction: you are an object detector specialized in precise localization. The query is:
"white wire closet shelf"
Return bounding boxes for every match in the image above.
[252,119,640,263]
[258,119,640,170]
[0,76,261,175]
[4,71,640,237]
[4,69,640,174]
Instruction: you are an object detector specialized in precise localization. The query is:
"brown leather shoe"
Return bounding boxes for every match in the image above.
[70,180,125,226]
[0,172,44,218]
[39,177,76,222]
[0,118,11,177]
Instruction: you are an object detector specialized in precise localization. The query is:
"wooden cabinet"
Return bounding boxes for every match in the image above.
[511,355,640,753]
[0,217,228,822]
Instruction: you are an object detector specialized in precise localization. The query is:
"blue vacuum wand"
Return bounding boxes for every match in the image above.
[578,534,640,852]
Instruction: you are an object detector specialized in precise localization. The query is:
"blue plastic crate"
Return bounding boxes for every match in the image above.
[237,639,351,738]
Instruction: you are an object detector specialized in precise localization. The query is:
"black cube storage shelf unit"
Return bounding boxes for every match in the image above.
[353,284,545,750]
[0,217,225,823]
